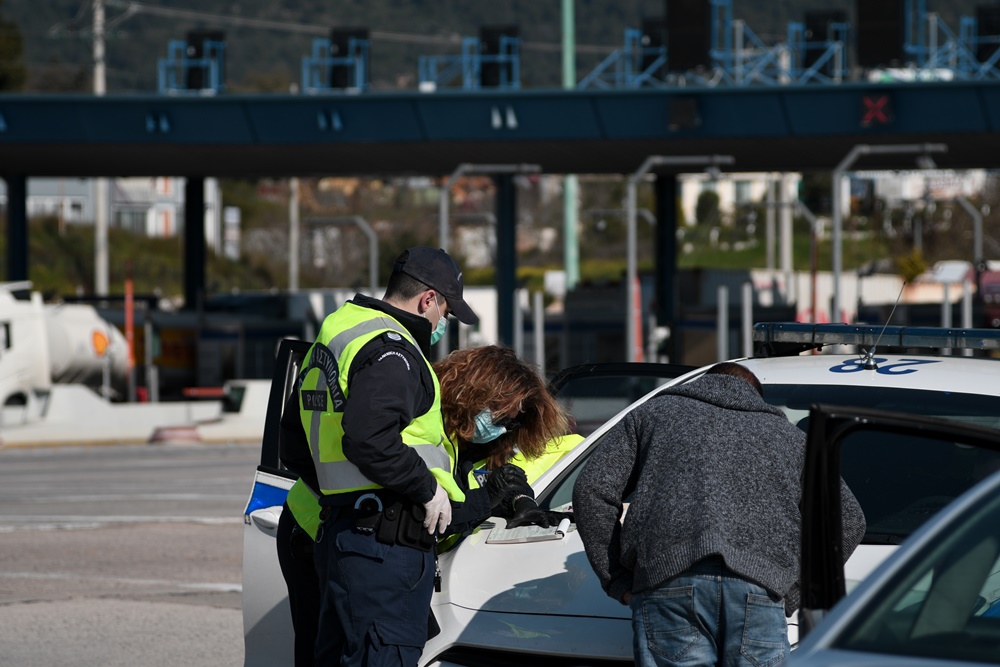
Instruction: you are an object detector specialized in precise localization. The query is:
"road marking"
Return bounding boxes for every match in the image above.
[12,494,243,503]
[0,570,242,592]
[0,516,241,532]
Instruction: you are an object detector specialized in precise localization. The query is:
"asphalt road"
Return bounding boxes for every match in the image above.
[0,441,261,667]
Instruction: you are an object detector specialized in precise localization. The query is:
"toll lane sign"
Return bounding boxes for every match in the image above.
[861,94,893,128]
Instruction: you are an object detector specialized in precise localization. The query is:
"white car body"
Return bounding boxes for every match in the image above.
[243,325,1000,666]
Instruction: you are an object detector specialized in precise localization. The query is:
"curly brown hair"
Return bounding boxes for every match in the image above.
[434,345,569,470]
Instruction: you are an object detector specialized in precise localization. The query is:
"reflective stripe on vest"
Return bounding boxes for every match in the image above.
[286,478,323,540]
[298,303,464,502]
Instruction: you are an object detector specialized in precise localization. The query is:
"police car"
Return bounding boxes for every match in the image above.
[242,323,1000,666]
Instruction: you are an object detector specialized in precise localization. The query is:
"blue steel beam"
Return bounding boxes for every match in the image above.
[2,83,1000,176]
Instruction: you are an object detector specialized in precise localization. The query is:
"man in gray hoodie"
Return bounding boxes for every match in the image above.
[573,362,865,667]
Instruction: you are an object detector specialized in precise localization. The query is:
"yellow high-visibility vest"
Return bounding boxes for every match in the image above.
[507,433,585,485]
[285,477,322,540]
[297,302,464,503]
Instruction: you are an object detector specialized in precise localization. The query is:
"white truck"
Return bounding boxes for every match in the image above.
[0,282,127,425]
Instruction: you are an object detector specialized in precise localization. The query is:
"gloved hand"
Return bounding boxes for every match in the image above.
[484,464,528,509]
[422,483,452,535]
[505,497,574,529]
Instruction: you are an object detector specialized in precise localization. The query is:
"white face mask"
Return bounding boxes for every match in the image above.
[429,298,448,345]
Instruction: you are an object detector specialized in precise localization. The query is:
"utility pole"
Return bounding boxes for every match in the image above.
[93,0,109,296]
[562,0,580,290]
[93,0,106,96]
[289,177,300,291]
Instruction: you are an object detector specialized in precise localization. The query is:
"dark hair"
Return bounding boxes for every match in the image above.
[705,361,764,396]
[384,271,434,302]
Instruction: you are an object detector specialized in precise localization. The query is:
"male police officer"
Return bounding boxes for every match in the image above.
[290,246,478,667]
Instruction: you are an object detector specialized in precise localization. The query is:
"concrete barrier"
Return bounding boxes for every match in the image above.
[0,384,222,447]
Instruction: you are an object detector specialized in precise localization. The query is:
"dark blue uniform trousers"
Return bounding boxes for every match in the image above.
[313,510,434,667]
[276,502,321,667]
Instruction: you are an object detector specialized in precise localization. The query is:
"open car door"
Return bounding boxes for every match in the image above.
[241,338,311,667]
[798,403,1000,639]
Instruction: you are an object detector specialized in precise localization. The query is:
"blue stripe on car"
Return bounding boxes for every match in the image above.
[245,480,290,515]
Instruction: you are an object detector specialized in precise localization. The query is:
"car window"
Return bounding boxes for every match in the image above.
[549,363,692,437]
[555,374,675,436]
[538,382,1000,544]
[837,429,1000,544]
[764,384,1000,432]
[832,482,1000,662]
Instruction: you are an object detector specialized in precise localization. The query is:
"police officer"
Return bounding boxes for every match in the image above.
[277,349,529,667]
[285,246,479,667]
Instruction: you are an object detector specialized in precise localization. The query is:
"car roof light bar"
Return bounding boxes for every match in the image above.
[753,322,1000,351]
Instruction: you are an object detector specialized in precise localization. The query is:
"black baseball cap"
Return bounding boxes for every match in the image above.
[392,246,479,325]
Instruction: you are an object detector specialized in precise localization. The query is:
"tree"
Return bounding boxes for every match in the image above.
[0,0,26,91]
[695,190,721,227]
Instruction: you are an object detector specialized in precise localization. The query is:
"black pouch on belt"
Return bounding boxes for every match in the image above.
[376,498,401,545]
[396,503,434,552]
[376,498,434,551]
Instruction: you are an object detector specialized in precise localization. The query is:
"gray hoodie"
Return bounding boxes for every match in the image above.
[572,373,866,613]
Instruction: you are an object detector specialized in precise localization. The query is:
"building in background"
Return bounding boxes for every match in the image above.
[678,172,803,225]
[0,177,227,255]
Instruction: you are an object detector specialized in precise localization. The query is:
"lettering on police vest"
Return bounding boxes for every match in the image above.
[301,390,328,411]
[303,342,348,411]
[312,343,339,382]
[377,349,411,371]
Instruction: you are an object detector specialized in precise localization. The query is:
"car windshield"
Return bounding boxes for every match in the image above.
[554,374,676,436]
[540,383,1000,545]
[831,478,1000,662]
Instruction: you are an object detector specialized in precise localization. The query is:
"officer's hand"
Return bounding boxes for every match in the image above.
[422,483,452,535]
[506,507,573,529]
[485,464,528,509]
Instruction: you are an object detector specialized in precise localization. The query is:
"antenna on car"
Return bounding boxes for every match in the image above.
[861,282,907,370]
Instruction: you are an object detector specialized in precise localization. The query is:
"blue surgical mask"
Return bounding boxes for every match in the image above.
[472,408,507,444]
[429,299,448,345]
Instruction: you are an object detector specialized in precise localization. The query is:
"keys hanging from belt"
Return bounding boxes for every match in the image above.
[434,549,442,593]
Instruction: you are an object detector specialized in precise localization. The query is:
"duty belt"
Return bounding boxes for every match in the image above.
[344,490,436,552]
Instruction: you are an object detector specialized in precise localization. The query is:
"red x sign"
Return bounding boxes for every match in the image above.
[861,94,892,127]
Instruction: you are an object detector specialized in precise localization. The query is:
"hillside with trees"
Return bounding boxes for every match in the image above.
[2,1,998,300]
[3,0,984,93]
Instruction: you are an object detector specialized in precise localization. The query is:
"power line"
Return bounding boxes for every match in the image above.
[88,0,613,54]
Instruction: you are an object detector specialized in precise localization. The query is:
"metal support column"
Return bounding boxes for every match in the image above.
[629,155,734,363]
[654,174,679,363]
[495,174,517,347]
[3,174,27,282]
[183,177,206,311]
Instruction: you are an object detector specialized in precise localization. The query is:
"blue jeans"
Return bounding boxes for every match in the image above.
[631,556,789,667]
